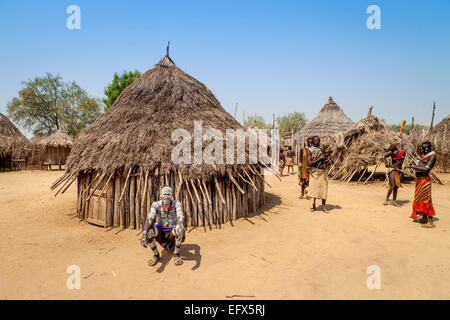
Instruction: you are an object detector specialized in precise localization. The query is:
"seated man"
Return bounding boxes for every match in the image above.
[140,186,185,266]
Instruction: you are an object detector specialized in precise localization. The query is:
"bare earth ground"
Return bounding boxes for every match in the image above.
[1,169,449,299]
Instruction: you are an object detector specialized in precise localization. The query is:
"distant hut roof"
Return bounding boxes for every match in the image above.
[427,114,450,172]
[30,135,46,145]
[65,53,245,179]
[38,128,73,148]
[247,120,260,130]
[0,112,27,157]
[295,97,354,143]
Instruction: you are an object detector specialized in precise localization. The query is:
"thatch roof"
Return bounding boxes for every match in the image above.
[0,112,28,158]
[38,128,73,148]
[295,97,354,144]
[427,114,450,172]
[65,53,246,179]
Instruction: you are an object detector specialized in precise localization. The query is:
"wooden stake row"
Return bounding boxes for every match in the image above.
[76,165,265,229]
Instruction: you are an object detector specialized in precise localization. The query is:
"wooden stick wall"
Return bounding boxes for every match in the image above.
[76,166,266,229]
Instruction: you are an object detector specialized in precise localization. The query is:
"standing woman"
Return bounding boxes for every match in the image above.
[406,141,437,228]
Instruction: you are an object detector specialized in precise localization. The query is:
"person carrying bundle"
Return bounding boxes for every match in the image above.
[307,136,332,213]
[406,141,437,228]
[382,144,405,207]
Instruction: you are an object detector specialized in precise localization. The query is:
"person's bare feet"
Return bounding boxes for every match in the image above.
[322,206,329,213]
[310,206,316,212]
[392,200,400,207]
[383,199,389,206]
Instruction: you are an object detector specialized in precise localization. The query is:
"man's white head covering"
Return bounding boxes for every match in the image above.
[161,186,174,196]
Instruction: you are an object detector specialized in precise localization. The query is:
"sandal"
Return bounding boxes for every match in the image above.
[148,255,160,266]
[173,255,183,266]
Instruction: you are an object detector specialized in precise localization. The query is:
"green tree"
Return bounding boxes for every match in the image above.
[389,123,428,135]
[243,115,271,130]
[276,112,307,134]
[103,70,141,111]
[6,73,101,136]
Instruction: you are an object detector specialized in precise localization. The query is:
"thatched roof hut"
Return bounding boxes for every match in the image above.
[0,113,28,170]
[38,128,73,170]
[294,97,354,145]
[54,52,266,230]
[427,114,449,172]
[327,115,441,184]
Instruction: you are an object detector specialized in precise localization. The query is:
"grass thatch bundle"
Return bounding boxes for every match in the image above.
[427,114,449,172]
[327,115,442,184]
[54,53,268,230]
[0,112,28,170]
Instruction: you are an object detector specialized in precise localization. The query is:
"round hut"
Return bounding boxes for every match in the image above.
[38,128,73,170]
[0,113,28,170]
[53,52,266,230]
[426,114,450,172]
[294,96,354,145]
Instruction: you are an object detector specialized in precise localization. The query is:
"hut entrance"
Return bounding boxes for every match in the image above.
[81,172,114,228]
[86,187,107,227]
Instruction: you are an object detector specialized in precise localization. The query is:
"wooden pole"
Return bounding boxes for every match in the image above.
[430,101,436,130]
[119,167,132,203]
[399,120,406,135]
[228,171,245,194]
[129,175,136,229]
[214,176,226,205]
[113,174,121,227]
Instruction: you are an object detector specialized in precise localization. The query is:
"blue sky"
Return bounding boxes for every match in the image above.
[1,0,449,137]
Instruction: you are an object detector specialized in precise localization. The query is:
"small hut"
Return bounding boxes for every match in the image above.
[0,113,28,170]
[427,114,450,172]
[38,128,73,170]
[53,51,266,230]
[295,97,354,145]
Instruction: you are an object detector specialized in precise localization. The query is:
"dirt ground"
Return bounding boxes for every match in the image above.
[1,169,449,299]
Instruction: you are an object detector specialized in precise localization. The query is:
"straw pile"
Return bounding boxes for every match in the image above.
[427,115,449,172]
[327,115,442,184]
